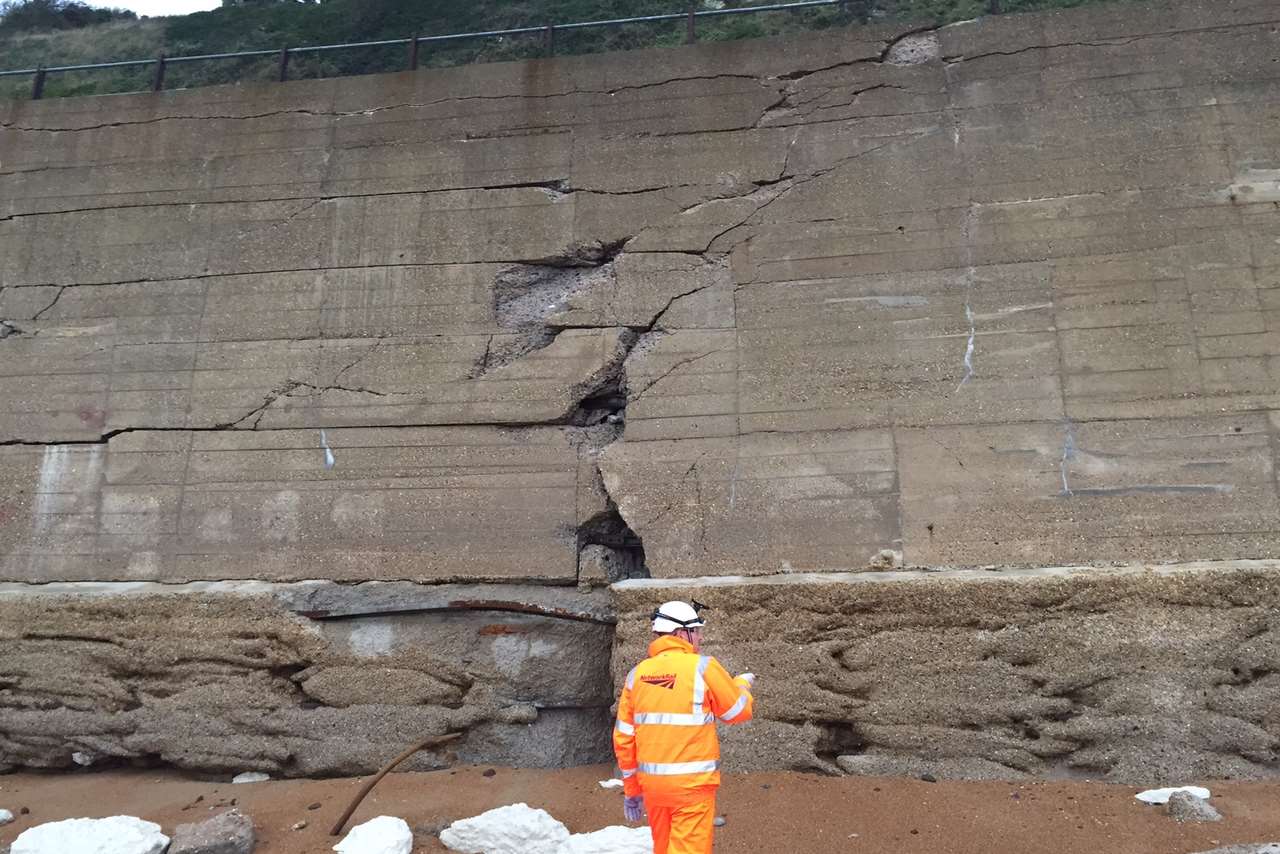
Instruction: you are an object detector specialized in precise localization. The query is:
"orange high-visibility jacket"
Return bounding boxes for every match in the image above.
[613,635,754,807]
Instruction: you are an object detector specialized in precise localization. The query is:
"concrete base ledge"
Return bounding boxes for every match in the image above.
[0,582,616,776]
[0,580,615,623]
[612,560,1280,783]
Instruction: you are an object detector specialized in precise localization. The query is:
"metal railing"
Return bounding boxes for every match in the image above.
[0,0,1008,101]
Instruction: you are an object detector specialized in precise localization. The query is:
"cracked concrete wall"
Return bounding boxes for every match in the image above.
[4,0,1274,577]
[1,0,1280,777]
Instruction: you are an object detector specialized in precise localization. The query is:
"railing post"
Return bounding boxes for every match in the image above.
[544,25,555,56]
[31,66,46,100]
[152,53,167,92]
[686,6,697,43]
[277,47,290,82]
[408,35,420,70]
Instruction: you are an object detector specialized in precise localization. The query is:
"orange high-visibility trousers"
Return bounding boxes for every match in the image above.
[647,796,716,854]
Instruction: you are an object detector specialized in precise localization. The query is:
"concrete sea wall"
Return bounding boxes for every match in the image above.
[2,0,1279,779]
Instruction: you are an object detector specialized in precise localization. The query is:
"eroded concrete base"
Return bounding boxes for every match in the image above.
[613,561,1280,784]
[0,583,615,775]
[7,562,1280,782]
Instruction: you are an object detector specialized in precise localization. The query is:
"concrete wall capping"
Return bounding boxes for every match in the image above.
[3,0,1280,780]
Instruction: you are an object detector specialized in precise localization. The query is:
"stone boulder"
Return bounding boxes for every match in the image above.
[170,809,255,854]
[1166,791,1222,823]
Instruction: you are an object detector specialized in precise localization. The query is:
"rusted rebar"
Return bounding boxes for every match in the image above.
[329,731,464,837]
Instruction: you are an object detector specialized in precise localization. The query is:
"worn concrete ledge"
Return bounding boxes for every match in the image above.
[0,579,616,623]
[613,560,1280,590]
[612,560,1280,784]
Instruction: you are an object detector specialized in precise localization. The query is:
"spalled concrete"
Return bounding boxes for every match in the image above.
[2,0,1280,779]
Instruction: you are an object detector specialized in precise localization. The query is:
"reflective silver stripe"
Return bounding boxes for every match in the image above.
[691,655,710,716]
[638,760,720,775]
[719,691,749,722]
[620,767,637,778]
[634,712,713,726]
[625,667,637,690]
[615,720,635,736]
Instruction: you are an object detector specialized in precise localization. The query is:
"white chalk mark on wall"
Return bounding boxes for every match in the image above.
[320,429,336,469]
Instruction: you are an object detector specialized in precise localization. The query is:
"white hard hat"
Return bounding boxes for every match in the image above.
[651,600,706,634]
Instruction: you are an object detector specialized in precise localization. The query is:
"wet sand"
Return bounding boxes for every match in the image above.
[3,765,1279,853]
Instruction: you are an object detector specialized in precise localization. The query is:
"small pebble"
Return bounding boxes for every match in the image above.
[307,802,322,810]
[0,809,13,826]
[761,784,771,790]
[713,816,726,827]
[292,820,308,831]
[920,773,937,783]
[482,769,496,778]
[19,807,30,815]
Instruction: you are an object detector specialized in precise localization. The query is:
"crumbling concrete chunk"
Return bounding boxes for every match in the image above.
[11,816,169,854]
[1167,791,1223,823]
[885,32,940,64]
[439,803,570,854]
[333,816,412,854]
[170,809,256,854]
[558,825,652,853]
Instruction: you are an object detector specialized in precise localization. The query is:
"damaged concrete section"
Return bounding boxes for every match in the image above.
[614,562,1280,783]
[0,583,615,775]
[2,0,1280,780]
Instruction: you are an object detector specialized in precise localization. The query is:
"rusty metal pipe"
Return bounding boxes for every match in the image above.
[329,731,464,837]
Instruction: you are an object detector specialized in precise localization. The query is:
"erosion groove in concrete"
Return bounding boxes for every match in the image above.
[1,0,1279,778]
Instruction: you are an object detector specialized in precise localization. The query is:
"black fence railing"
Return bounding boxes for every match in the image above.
[0,0,1076,101]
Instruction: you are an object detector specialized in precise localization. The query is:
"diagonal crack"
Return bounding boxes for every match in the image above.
[627,348,727,406]
[29,285,67,322]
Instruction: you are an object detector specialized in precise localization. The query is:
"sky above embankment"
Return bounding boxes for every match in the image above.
[94,0,219,17]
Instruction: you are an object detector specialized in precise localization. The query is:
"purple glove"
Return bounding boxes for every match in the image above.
[623,795,645,823]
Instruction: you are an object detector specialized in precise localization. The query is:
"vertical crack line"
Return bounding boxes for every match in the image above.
[945,44,979,395]
[1060,419,1078,497]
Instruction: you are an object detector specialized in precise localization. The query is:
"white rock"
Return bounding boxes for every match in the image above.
[439,803,570,854]
[11,816,169,854]
[559,825,653,854]
[332,816,412,854]
[1135,785,1211,805]
[71,752,95,767]
[231,772,270,784]
[597,779,623,789]
[0,808,14,825]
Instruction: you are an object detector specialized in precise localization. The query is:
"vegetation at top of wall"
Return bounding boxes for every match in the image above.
[1,0,1149,100]
[0,0,134,32]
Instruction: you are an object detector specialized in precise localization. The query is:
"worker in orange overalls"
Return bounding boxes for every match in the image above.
[612,600,755,854]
